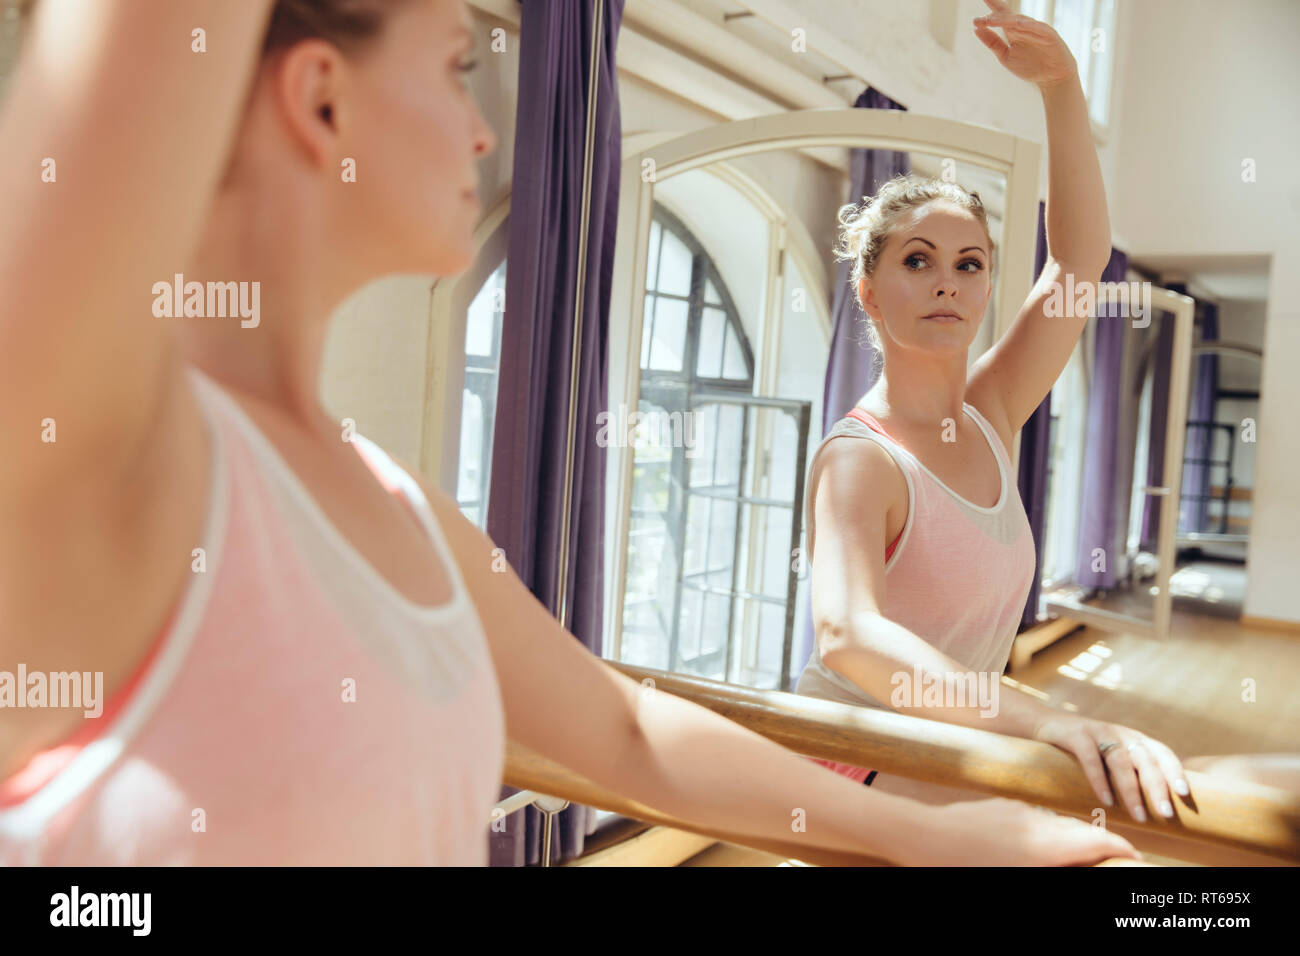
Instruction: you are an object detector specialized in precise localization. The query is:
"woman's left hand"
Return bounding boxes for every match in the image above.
[973,0,1078,90]
[1032,714,1191,823]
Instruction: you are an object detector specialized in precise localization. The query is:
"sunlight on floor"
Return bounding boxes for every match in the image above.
[1057,641,1124,689]
[1169,568,1225,602]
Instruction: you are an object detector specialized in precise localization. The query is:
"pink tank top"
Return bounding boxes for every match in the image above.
[796,402,1036,713]
[0,366,506,865]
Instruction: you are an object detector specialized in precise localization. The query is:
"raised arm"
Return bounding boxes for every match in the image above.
[0,0,274,501]
[966,1,1113,433]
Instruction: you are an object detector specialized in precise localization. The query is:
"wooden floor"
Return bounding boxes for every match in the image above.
[1035,556,1298,755]
[677,555,1298,866]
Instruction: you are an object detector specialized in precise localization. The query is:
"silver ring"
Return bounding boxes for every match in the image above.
[1098,741,1120,757]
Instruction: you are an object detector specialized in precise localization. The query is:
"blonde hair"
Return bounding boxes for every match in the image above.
[834,172,996,354]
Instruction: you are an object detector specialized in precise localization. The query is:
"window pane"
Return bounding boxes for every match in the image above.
[640,293,654,369]
[1054,0,1094,92]
[760,503,792,599]
[457,390,483,503]
[756,601,785,685]
[631,458,670,512]
[714,404,744,486]
[683,494,708,576]
[459,260,506,528]
[678,585,703,660]
[1090,0,1115,126]
[1021,0,1050,21]
[722,322,748,379]
[650,296,688,371]
[766,411,798,503]
[657,228,693,297]
[701,592,729,658]
[465,261,505,356]
[688,405,717,487]
[708,498,738,568]
[696,306,725,378]
[646,219,662,291]
[704,278,721,306]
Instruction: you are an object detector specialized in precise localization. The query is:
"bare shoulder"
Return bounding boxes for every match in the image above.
[810,432,905,560]
[818,430,907,510]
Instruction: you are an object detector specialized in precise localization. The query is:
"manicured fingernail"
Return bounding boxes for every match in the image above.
[1103,793,1114,807]
[1174,779,1190,796]
[1133,805,1147,822]
[1160,801,1174,818]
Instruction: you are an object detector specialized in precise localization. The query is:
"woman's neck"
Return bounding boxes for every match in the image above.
[865,356,968,430]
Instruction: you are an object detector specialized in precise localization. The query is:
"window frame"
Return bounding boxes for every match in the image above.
[1018,0,1120,141]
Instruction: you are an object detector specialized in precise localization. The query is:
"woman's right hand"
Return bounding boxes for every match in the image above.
[904,797,1141,866]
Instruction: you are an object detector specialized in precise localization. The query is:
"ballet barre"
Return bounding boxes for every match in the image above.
[603,663,1300,864]
[502,739,1152,867]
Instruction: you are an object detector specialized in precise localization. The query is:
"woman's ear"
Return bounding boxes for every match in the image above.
[271,40,344,169]
[858,275,880,320]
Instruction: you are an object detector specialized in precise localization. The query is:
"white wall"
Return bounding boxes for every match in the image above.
[1105,0,1300,622]
[1212,299,1265,527]
[321,7,522,473]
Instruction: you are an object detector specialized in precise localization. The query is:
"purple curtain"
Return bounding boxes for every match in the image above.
[1138,307,1174,551]
[1073,248,1131,590]
[1016,201,1052,630]
[794,87,909,680]
[1181,299,1220,531]
[820,88,911,433]
[487,0,624,867]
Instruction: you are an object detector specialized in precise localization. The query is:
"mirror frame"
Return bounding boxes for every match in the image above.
[605,109,1044,658]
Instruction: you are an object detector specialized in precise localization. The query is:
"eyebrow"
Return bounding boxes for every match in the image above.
[904,237,987,255]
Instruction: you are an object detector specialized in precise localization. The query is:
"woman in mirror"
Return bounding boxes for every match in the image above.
[797,1,1195,830]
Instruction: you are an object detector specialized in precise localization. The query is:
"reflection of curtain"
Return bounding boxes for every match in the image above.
[794,86,908,679]
[1182,300,1220,531]
[487,0,624,867]
[1073,249,1131,590]
[1138,309,1174,551]
[1016,202,1051,629]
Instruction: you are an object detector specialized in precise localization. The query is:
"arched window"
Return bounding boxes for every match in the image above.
[621,205,768,681]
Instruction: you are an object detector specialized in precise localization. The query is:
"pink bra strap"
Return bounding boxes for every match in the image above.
[845,407,900,445]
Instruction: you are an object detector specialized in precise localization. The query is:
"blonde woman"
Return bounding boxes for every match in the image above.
[0,0,1138,865]
[799,5,1197,844]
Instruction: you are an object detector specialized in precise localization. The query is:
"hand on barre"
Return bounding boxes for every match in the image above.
[1031,715,1188,825]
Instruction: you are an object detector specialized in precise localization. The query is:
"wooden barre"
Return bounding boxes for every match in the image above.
[606,662,1300,862]
[502,740,1149,866]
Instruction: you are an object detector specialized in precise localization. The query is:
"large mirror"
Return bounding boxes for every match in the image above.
[603,112,1199,694]
[604,111,1044,691]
